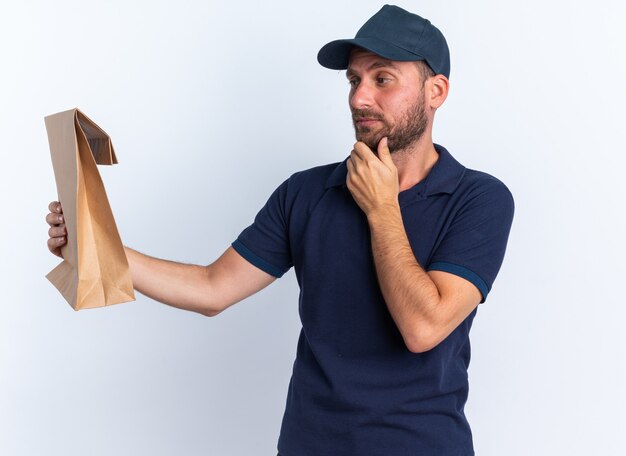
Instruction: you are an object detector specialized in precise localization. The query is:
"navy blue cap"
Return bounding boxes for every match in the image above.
[317,5,450,78]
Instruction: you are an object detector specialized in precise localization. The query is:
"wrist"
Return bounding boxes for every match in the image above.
[366,202,401,224]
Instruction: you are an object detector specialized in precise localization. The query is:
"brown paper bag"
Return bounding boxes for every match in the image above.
[45,108,135,310]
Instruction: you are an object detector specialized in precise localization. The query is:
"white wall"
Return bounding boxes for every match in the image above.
[1,1,624,454]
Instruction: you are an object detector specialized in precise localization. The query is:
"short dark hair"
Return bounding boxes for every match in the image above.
[415,60,435,86]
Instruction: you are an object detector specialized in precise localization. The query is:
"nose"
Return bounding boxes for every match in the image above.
[349,80,375,110]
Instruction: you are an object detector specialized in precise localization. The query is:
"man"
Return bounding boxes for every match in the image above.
[46,5,514,455]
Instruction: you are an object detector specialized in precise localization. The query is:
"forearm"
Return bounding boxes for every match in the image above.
[124,246,216,316]
[346,139,481,352]
[367,205,442,350]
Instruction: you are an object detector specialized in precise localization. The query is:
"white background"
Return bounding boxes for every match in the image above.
[1,1,625,455]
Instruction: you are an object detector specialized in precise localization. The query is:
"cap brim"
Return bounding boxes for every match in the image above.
[317,37,425,70]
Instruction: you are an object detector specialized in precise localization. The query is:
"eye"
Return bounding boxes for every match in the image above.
[348,78,359,88]
[376,77,391,85]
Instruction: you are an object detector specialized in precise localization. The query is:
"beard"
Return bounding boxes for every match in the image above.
[351,93,428,153]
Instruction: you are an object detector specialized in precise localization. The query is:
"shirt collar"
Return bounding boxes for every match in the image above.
[324,143,466,196]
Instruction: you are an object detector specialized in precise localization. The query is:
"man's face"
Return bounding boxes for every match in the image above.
[347,49,429,153]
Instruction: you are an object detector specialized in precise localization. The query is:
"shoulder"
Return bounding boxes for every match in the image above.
[456,167,515,211]
[287,161,341,185]
[282,161,342,195]
[267,161,343,216]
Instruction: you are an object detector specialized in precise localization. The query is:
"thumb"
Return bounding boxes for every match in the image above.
[378,137,393,165]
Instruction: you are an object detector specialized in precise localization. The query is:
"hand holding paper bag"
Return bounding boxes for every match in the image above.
[45,108,135,310]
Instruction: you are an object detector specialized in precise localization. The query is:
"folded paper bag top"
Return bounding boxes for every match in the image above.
[45,108,135,310]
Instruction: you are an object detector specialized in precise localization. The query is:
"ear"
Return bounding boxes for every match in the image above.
[427,74,449,110]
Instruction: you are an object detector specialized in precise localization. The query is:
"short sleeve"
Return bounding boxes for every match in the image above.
[427,178,514,303]
[231,177,293,278]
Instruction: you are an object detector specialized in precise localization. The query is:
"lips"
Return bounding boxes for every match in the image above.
[355,118,381,127]
[353,109,384,124]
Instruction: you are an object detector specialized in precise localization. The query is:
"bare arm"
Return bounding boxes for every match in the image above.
[125,245,276,316]
[46,201,276,316]
[346,140,481,353]
[365,205,480,352]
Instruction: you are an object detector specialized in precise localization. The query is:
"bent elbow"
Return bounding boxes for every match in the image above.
[403,329,442,354]
[405,339,437,354]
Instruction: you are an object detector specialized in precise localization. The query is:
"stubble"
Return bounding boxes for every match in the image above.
[352,92,428,153]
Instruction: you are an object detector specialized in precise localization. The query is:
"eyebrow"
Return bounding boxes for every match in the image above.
[346,60,402,78]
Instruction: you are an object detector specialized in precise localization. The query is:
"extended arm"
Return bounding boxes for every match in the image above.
[125,245,276,316]
[46,201,275,316]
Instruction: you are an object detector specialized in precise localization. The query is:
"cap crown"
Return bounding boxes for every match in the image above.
[317,4,450,78]
[358,5,449,77]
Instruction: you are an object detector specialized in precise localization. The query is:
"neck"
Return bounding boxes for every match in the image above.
[390,130,439,192]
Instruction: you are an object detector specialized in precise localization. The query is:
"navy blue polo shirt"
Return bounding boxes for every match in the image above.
[232,144,514,456]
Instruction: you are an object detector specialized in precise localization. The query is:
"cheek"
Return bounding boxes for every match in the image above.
[387,91,422,116]
[383,92,412,111]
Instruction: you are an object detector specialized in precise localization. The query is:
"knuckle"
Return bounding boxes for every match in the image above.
[49,226,65,237]
[49,201,63,214]
[47,213,62,225]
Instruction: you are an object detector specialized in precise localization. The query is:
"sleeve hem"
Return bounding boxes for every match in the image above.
[427,261,489,303]
[231,239,286,278]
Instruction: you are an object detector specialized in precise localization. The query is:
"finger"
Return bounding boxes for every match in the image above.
[345,159,359,193]
[377,137,393,166]
[349,150,363,166]
[353,141,375,159]
[346,157,356,177]
[48,225,67,238]
[46,212,64,226]
[47,236,66,254]
[48,201,63,214]
[350,146,365,163]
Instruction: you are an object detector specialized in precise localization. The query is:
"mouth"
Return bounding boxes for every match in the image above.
[354,118,382,128]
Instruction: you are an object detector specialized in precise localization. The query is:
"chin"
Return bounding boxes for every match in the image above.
[355,132,383,149]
